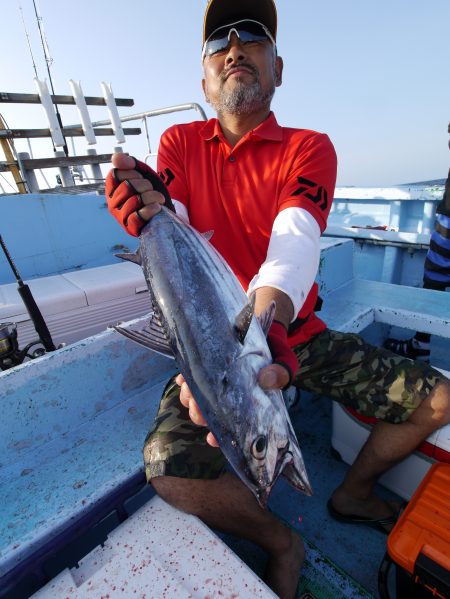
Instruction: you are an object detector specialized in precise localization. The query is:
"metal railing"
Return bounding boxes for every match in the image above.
[73,102,208,165]
[1,81,207,194]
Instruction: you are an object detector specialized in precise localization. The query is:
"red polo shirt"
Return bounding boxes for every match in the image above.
[157,112,337,345]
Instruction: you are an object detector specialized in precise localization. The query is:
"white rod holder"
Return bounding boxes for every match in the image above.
[34,78,65,147]
[101,81,125,144]
[17,152,39,193]
[86,148,103,182]
[54,150,74,187]
[69,79,96,145]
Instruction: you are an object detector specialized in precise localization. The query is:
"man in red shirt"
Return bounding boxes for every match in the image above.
[106,2,450,597]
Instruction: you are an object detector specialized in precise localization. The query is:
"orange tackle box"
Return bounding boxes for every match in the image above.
[379,463,450,598]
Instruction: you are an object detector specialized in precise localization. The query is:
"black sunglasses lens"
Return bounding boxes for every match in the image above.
[205,36,229,56]
[205,22,269,56]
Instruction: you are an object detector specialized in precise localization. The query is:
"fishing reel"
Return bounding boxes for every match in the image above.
[0,322,46,371]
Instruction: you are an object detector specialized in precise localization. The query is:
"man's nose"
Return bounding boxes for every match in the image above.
[225,33,247,64]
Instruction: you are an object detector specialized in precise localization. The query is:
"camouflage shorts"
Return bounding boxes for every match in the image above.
[143,377,226,482]
[292,329,444,422]
[143,328,446,482]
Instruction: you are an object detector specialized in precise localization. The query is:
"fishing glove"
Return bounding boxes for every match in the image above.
[105,159,174,237]
[267,321,299,388]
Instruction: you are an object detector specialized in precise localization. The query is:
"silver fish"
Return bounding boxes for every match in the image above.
[115,207,312,507]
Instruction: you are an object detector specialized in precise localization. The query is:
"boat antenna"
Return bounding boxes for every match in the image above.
[18,1,39,79]
[32,0,68,156]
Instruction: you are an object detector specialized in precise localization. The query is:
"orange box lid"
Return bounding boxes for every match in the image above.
[387,463,450,575]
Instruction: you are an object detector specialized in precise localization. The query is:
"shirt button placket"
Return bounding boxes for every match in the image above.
[223,153,237,186]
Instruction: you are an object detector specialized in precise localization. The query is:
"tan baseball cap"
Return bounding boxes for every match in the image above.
[203,0,277,44]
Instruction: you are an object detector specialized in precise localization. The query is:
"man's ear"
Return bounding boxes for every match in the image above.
[275,55,283,87]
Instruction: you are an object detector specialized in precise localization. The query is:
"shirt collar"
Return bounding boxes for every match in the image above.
[199,112,283,143]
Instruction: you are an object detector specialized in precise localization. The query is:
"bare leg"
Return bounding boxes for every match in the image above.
[331,380,450,529]
[152,471,304,599]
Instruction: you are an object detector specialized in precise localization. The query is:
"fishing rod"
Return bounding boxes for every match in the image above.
[0,235,56,370]
[31,0,69,157]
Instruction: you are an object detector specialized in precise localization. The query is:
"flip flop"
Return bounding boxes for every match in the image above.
[326,498,403,534]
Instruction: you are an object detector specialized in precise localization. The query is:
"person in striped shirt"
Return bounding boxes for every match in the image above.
[384,123,450,362]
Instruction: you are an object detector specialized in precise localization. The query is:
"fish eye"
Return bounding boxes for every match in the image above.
[251,435,267,460]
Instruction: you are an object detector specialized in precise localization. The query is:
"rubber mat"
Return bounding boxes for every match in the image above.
[297,537,375,599]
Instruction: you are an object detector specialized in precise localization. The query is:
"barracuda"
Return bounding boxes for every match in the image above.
[115,206,312,507]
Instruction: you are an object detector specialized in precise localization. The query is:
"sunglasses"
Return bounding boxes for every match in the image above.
[202,19,276,59]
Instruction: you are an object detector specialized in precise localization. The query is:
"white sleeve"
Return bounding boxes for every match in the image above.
[173,199,190,223]
[247,207,321,320]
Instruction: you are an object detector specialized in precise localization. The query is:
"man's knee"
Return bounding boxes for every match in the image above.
[150,474,222,518]
[151,474,176,498]
[413,379,450,429]
[431,379,450,425]
[151,474,194,511]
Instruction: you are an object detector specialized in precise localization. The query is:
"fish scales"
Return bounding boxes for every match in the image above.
[143,213,244,382]
[116,207,312,507]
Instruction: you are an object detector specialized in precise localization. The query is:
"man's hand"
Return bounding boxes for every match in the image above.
[105,153,170,236]
[266,321,299,388]
[176,373,218,446]
[176,363,289,448]
[252,288,299,388]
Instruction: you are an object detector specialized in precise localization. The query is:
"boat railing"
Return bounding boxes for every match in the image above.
[0,79,207,195]
[327,183,445,240]
[73,103,208,167]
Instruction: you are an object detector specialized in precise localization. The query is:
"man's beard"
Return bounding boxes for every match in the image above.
[207,67,275,116]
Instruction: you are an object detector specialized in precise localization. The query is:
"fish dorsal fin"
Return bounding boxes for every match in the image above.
[256,300,276,337]
[201,230,214,242]
[114,313,174,359]
[234,294,255,344]
[115,248,142,265]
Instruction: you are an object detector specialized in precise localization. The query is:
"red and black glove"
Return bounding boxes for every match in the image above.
[105,158,174,237]
[267,320,299,388]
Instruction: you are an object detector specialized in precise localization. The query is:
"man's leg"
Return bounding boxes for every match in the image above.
[144,377,303,599]
[295,329,450,528]
[330,379,450,526]
[152,473,304,599]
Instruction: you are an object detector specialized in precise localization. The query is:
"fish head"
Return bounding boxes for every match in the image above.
[214,349,304,507]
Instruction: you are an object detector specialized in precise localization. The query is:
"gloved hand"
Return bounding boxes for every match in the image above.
[267,320,299,388]
[105,154,174,237]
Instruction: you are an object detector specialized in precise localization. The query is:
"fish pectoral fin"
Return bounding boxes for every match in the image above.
[256,300,276,337]
[234,294,256,344]
[114,315,174,359]
[115,248,142,265]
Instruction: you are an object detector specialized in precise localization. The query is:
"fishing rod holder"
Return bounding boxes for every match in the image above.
[0,321,45,371]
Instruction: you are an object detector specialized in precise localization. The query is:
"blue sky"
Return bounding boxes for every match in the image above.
[1,0,449,186]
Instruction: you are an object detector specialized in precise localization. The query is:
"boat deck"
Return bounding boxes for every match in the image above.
[1,235,449,598]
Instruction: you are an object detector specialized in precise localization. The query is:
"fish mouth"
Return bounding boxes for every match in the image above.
[255,486,271,509]
[245,441,291,509]
[273,441,291,481]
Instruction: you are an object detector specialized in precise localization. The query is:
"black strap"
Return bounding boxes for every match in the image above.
[134,160,176,213]
[288,295,323,335]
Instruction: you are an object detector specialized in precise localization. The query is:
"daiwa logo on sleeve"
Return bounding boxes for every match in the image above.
[292,176,328,211]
